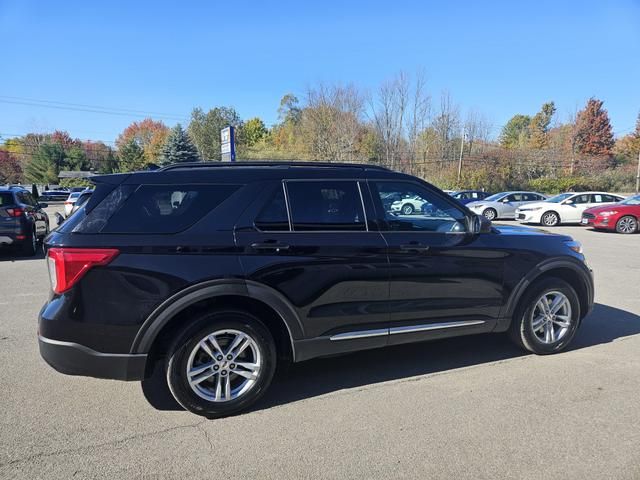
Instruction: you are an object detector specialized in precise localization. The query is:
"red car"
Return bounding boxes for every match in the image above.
[581,194,640,234]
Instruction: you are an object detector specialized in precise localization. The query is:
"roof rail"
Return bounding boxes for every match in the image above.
[157,160,389,172]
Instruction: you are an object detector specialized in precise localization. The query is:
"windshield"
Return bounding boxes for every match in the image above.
[545,193,573,203]
[484,193,506,202]
[621,194,640,206]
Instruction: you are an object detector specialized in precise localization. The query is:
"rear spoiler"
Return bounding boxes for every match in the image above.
[90,173,131,185]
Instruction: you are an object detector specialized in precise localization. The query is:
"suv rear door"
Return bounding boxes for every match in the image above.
[368,180,504,345]
[235,179,390,357]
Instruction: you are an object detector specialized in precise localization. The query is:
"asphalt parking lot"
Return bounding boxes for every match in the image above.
[1,216,639,479]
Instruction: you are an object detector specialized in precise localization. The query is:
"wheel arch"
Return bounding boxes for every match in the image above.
[497,259,594,331]
[130,279,304,362]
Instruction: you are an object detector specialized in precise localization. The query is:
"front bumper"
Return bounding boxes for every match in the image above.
[582,215,611,229]
[515,210,541,223]
[38,335,147,381]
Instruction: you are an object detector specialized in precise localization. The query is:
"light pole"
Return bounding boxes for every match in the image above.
[457,128,466,183]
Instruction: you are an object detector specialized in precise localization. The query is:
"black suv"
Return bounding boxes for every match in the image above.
[0,186,49,255]
[39,162,593,417]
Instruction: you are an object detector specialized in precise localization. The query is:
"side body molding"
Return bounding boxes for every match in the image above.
[495,257,594,332]
[130,279,305,360]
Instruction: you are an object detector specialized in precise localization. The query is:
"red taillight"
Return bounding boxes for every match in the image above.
[46,248,119,294]
[6,207,25,217]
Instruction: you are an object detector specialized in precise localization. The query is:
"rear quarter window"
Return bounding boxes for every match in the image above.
[101,184,241,234]
[0,192,15,206]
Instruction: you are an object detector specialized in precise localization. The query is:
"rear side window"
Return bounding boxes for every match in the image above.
[0,193,14,206]
[102,184,240,234]
[286,180,366,231]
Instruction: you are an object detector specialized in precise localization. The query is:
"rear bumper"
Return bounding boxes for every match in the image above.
[38,335,147,381]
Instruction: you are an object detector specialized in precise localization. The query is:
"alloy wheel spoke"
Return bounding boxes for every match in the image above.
[207,334,224,356]
[224,375,231,400]
[199,340,216,358]
[188,363,216,385]
[215,374,222,400]
[532,315,546,332]
[225,333,246,356]
[549,295,566,314]
[232,338,252,359]
[552,318,571,328]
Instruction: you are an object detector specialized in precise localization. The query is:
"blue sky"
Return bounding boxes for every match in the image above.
[1,0,639,144]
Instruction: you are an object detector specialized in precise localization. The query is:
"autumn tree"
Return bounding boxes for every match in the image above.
[574,98,614,155]
[500,114,531,148]
[0,150,22,183]
[528,102,556,149]
[116,118,169,165]
[613,111,640,163]
[159,124,200,164]
[188,107,242,160]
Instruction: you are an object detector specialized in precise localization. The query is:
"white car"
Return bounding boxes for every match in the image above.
[63,192,83,216]
[390,195,426,215]
[467,191,547,220]
[516,192,625,226]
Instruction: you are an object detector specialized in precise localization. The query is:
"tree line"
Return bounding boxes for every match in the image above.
[2,72,639,192]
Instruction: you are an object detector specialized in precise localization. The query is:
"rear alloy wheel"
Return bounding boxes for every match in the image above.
[482,208,497,221]
[541,211,559,227]
[615,215,637,234]
[401,203,414,215]
[509,278,580,354]
[166,310,276,418]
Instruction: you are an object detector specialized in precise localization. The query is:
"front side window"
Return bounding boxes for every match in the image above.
[372,181,466,232]
[286,180,365,231]
[571,194,590,205]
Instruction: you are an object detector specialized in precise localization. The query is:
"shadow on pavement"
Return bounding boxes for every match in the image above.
[143,302,640,414]
[0,247,45,262]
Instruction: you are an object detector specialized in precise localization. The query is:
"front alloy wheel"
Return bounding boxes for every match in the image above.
[482,208,497,221]
[166,310,277,418]
[401,203,414,215]
[509,278,580,354]
[541,211,559,226]
[616,216,637,234]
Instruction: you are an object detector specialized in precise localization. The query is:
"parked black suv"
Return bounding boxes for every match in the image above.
[39,162,593,417]
[0,186,49,255]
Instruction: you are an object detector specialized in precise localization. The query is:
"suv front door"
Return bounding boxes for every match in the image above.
[369,180,505,345]
[235,179,390,359]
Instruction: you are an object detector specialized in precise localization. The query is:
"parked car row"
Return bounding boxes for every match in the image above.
[417,189,638,234]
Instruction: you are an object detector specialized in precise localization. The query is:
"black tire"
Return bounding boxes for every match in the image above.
[483,208,497,221]
[615,215,637,234]
[509,277,580,354]
[166,309,277,418]
[401,203,414,215]
[541,211,559,227]
[21,228,37,256]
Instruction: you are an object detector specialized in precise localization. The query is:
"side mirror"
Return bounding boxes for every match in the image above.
[55,212,65,226]
[563,199,574,205]
[38,202,48,208]
[501,198,510,203]
[470,214,492,234]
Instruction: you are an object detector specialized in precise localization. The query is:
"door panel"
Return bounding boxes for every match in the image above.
[369,181,505,345]
[235,180,390,342]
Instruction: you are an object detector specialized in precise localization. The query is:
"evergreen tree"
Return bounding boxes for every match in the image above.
[118,138,146,172]
[500,114,531,148]
[574,98,614,155]
[528,102,556,149]
[24,143,63,184]
[160,124,200,164]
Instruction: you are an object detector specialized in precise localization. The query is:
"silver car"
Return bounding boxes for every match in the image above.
[467,191,547,220]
